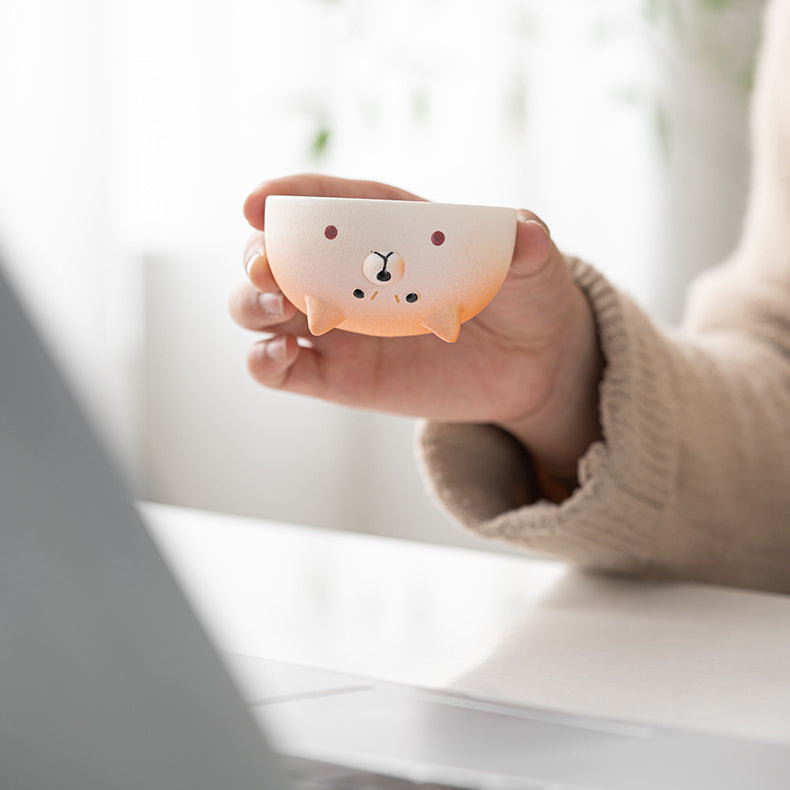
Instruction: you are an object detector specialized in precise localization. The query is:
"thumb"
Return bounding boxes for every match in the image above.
[476,209,575,338]
[510,209,560,278]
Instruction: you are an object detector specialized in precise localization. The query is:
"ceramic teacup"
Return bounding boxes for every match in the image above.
[264,195,517,342]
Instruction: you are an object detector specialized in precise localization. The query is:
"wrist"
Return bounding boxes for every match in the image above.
[496,286,604,485]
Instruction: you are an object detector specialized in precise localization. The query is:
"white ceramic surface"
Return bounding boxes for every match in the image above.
[264,196,517,342]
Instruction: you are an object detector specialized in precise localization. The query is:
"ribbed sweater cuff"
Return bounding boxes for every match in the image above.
[417,258,679,573]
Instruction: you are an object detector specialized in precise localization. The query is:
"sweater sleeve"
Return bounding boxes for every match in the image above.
[416,0,790,594]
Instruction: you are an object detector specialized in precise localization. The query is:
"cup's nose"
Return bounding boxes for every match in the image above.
[363,251,404,285]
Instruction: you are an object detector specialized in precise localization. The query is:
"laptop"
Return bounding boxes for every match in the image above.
[1,260,789,790]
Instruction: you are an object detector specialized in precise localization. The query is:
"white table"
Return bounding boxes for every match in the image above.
[141,502,790,746]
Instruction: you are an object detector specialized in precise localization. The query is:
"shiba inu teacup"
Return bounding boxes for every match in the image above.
[264,196,517,342]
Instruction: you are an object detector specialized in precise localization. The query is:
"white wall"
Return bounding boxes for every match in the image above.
[0,0,763,549]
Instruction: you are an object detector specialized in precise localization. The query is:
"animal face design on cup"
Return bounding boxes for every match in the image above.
[263,196,517,343]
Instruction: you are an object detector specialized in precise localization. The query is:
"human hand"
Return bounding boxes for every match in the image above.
[230,174,603,483]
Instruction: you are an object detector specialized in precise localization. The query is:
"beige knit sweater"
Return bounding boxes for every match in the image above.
[418,0,790,595]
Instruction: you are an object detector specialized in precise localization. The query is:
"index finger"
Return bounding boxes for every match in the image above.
[243,173,425,230]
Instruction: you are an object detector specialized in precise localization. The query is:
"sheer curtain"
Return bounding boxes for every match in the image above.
[0,0,760,547]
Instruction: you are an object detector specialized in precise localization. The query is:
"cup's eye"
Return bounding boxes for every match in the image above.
[325,225,338,240]
[431,230,445,246]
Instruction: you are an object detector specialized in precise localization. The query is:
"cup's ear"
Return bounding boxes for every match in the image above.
[305,295,346,336]
[422,305,461,343]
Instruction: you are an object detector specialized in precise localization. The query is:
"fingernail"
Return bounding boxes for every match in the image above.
[258,291,284,317]
[517,211,551,238]
[245,250,264,276]
[265,335,288,360]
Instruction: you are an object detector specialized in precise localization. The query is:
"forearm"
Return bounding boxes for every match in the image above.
[419,257,790,593]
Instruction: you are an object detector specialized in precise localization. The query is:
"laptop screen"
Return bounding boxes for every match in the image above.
[0,263,290,789]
